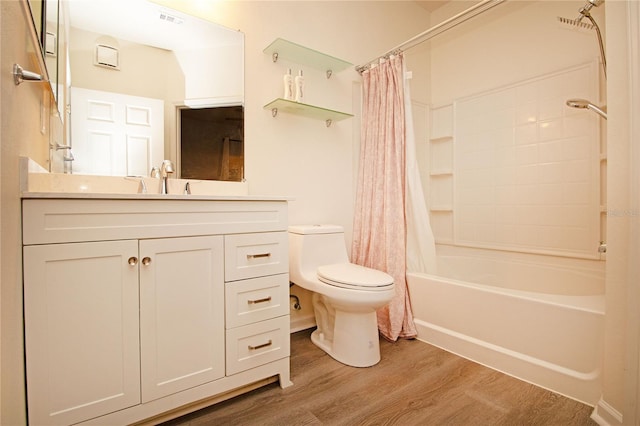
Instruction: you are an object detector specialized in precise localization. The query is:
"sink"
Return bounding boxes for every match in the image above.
[20,158,249,197]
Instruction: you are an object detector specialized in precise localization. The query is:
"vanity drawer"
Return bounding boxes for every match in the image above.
[225,316,290,376]
[224,232,288,281]
[225,274,289,329]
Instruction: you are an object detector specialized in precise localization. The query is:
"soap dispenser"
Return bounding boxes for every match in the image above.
[294,70,304,103]
[283,68,294,100]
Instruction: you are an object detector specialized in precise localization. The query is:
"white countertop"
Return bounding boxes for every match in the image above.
[20,157,291,201]
[21,192,292,201]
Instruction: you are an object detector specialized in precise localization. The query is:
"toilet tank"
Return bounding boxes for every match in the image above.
[288,225,349,274]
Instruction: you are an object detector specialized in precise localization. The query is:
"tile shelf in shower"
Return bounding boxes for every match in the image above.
[430,169,453,176]
[429,136,453,143]
[264,98,353,127]
[429,206,453,212]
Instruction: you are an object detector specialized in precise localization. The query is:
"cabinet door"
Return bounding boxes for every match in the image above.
[23,240,140,426]
[139,236,225,402]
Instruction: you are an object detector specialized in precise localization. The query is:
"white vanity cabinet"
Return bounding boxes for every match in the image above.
[23,240,143,425]
[22,197,292,426]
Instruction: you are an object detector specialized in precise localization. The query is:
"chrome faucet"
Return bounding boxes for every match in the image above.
[160,160,174,194]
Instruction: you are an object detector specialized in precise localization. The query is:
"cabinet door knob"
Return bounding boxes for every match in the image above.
[128,257,138,266]
[142,257,152,266]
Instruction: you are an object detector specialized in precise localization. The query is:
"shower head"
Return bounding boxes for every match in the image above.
[557,16,595,30]
[566,98,607,119]
[558,0,607,80]
[577,0,604,22]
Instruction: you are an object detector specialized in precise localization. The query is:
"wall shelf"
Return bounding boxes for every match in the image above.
[264,98,353,127]
[264,38,352,79]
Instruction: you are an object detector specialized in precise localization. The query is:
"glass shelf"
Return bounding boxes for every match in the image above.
[264,98,353,127]
[264,38,352,77]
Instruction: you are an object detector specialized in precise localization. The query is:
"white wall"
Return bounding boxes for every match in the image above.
[597,1,634,423]
[1,2,58,424]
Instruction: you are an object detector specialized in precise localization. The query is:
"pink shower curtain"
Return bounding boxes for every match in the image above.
[352,54,417,341]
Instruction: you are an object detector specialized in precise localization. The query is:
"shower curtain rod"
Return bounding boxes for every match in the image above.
[355,0,506,74]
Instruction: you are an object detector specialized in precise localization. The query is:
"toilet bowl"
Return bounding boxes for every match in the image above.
[288,225,395,367]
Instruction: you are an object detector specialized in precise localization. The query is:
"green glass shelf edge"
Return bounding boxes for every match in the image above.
[264,98,354,122]
[263,38,352,73]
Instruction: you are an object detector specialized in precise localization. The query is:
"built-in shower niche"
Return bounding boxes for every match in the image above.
[179,105,244,182]
[428,104,454,244]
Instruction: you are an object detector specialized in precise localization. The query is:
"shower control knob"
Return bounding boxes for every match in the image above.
[128,257,138,266]
[141,257,152,266]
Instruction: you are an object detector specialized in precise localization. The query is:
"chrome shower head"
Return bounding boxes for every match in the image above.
[566,98,607,119]
[559,0,607,79]
[577,0,604,22]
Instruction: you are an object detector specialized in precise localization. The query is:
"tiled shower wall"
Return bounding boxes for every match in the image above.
[428,63,603,259]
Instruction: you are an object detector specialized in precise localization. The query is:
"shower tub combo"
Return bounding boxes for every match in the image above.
[407,247,604,405]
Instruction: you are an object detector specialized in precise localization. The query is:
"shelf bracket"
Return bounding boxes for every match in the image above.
[272,52,279,63]
[271,108,278,117]
[326,70,332,79]
[325,119,332,127]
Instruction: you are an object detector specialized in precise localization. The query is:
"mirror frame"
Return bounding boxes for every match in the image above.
[23,0,50,84]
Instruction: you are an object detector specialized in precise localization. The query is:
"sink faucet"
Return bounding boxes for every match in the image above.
[160,160,174,194]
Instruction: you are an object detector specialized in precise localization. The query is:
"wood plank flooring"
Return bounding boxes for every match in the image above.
[162,328,597,426]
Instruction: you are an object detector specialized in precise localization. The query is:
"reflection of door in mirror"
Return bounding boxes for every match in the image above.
[71,87,164,176]
[179,106,244,182]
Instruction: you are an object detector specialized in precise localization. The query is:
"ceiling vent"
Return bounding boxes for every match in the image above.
[95,44,119,70]
[158,11,183,25]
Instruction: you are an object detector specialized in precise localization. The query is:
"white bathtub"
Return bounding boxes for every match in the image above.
[407,247,605,406]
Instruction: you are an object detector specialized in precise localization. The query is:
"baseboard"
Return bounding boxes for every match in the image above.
[591,398,624,426]
[290,315,315,333]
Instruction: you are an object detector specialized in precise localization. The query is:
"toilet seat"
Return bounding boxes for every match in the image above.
[317,263,394,291]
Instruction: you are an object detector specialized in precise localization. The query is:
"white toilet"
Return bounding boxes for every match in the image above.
[288,224,395,367]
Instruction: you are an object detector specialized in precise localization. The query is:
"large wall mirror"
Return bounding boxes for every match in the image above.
[25,0,58,102]
[65,0,244,181]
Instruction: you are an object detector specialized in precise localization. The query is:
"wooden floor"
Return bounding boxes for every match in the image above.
[162,328,597,426]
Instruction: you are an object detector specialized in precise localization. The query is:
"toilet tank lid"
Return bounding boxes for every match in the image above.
[288,224,344,234]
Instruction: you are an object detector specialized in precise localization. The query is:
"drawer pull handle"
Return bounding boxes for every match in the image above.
[128,257,138,266]
[142,257,152,266]
[248,340,272,351]
[247,252,271,259]
[248,296,272,305]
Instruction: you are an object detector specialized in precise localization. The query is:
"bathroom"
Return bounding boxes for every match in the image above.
[1,0,638,425]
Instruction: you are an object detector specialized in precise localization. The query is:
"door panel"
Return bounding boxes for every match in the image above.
[71,87,164,176]
[23,240,140,426]
[139,235,225,402]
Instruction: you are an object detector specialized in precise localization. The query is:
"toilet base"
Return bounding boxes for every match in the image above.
[310,309,381,368]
